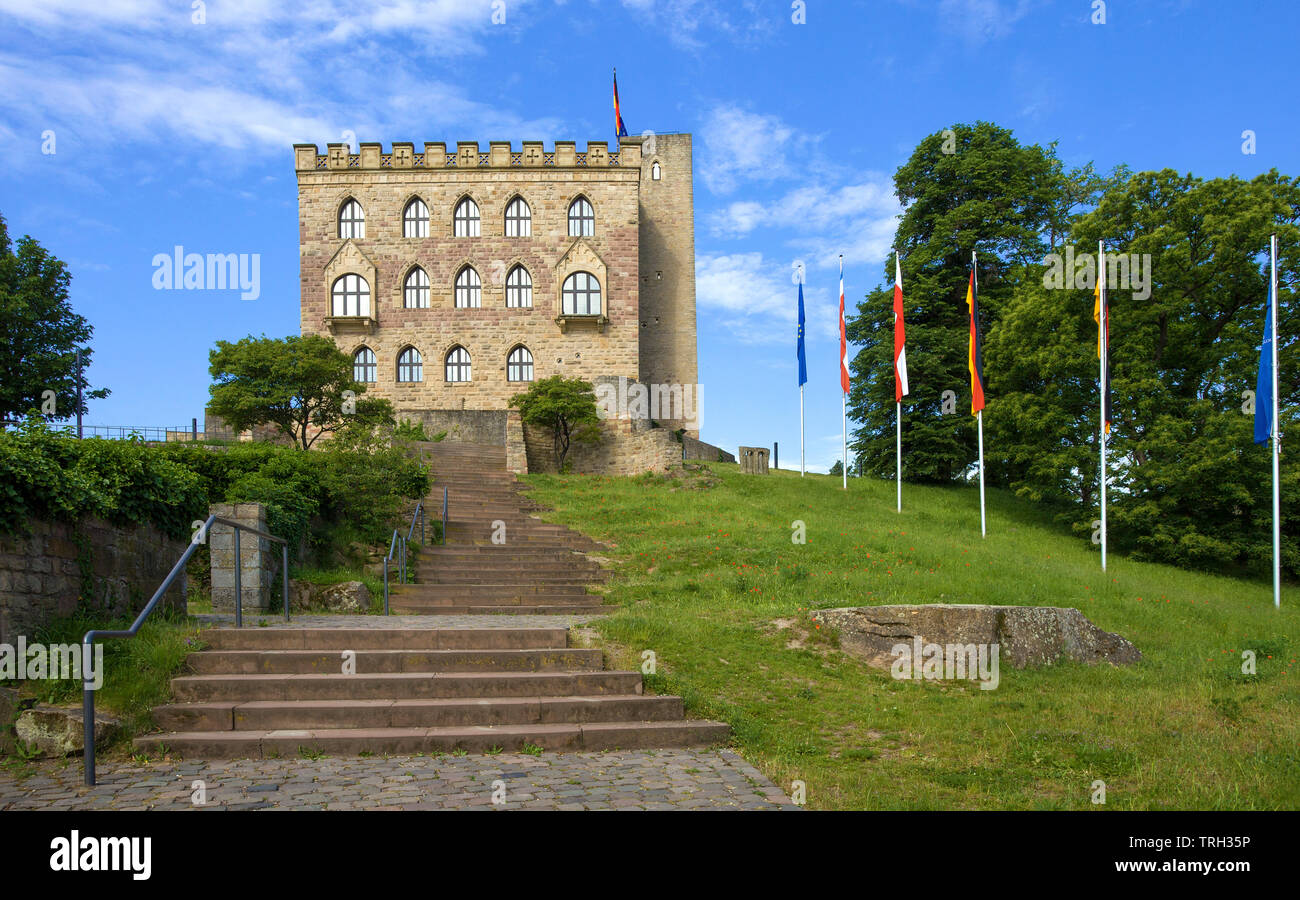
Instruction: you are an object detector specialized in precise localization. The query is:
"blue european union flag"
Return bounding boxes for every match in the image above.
[797,282,808,387]
[1255,281,1275,444]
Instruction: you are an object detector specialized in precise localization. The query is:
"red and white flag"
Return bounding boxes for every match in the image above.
[839,258,851,394]
[893,252,909,401]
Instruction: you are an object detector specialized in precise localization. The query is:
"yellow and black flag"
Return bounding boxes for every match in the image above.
[966,268,986,414]
[1094,277,1112,435]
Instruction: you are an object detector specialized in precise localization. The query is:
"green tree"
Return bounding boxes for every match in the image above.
[845,122,1107,484]
[989,168,1300,575]
[509,375,601,472]
[208,334,393,450]
[828,460,844,476]
[0,214,109,423]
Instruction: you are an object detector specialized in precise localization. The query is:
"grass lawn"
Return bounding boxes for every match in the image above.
[520,462,1300,810]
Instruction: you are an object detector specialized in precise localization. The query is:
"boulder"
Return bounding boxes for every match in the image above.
[814,604,1141,670]
[14,705,120,758]
[289,580,372,613]
[317,581,372,613]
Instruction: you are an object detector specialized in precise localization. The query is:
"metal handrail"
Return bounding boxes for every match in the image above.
[82,513,289,786]
[382,528,405,615]
[441,486,448,546]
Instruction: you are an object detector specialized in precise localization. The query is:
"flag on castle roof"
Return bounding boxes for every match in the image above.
[614,69,628,138]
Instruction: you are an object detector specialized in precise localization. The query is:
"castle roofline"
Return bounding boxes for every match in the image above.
[292,138,681,173]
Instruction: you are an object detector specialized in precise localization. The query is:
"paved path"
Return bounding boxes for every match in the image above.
[0,749,794,810]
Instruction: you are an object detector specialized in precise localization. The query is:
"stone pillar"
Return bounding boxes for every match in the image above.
[505,409,528,475]
[738,447,769,475]
[209,503,274,613]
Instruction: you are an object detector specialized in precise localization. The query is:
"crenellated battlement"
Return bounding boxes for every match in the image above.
[293,139,646,173]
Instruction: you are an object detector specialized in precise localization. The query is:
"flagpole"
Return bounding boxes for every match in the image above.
[841,254,847,490]
[974,250,985,538]
[1100,240,1108,573]
[800,383,805,477]
[896,401,902,512]
[1271,233,1280,608]
[895,249,904,512]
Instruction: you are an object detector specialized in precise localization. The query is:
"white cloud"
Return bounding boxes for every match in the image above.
[937,0,1035,44]
[698,107,801,194]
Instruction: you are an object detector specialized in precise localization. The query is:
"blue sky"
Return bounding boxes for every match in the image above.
[1,0,1295,470]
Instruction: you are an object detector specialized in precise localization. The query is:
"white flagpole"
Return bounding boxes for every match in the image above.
[800,383,805,477]
[1100,240,1108,573]
[1271,233,1281,608]
[974,250,985,538]
[841,254,847,490]
[896,252,902,512]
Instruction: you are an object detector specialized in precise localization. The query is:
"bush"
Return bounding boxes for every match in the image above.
[0,425,430,568]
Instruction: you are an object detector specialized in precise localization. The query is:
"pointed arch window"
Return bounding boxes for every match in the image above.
[651,161,662,181]
[331,273,370,317]
[339,199,365,239]
[454,197,480,237]
[353,347,376,383]
[445,346,472,383]
[504,197,531,237]
[403,198,429,238]
[561,271,601,316]
[397,347,423,383]
[404,267,430,308]
[506,265,533,308]
[454,266,481,308]
[567,197,594,237]
[507,346,534,382]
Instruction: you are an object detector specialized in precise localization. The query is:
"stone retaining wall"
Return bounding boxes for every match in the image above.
[0,518,188,644]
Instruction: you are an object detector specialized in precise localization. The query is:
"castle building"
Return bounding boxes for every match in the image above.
[292,135,700,467]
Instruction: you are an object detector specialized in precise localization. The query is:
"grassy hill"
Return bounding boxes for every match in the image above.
[520,461,1299,810]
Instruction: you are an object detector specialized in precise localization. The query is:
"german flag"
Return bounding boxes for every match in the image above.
[613,69,628,138]
[966,267,986,414]
[1094,278,1112,435]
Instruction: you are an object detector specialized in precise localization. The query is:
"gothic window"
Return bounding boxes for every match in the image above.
[505,265,532,308]
[568,197,594,237]
[403,198,429,238]
[651,161,662,181]
[561,271,601,316]
[445,346,472,383]
[454,266,481,308]
[353,347,376,383]
[331,273,370,317]
[397,347,423,383]
[507,346,534,382]
[504,197,531,237]
[339,199,365,239]
[454,197,480,237]
[404,267,430,308]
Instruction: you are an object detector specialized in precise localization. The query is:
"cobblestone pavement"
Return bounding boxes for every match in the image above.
[0,749,795,810]
[194,613,605,629]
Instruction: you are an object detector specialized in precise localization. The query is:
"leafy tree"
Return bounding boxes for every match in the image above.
[989,168,1300,575]
[0,214,109,424]
[845,122,1109,484]
[509,376,601,472]
[828,460,844,476]
[207,334,393,450]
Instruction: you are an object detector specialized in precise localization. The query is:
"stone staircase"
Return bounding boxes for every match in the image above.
[392,441,610,615]
[135,626,728,757]
[134,440,730,758]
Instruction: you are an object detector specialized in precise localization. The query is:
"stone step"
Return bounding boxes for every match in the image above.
[393,583,597,598]
[202,628,569,651]
[390,604,609,615]
[171,670,644,702]
[133,720,731,757]
[152,694,685,732]
[187,648,603,675]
